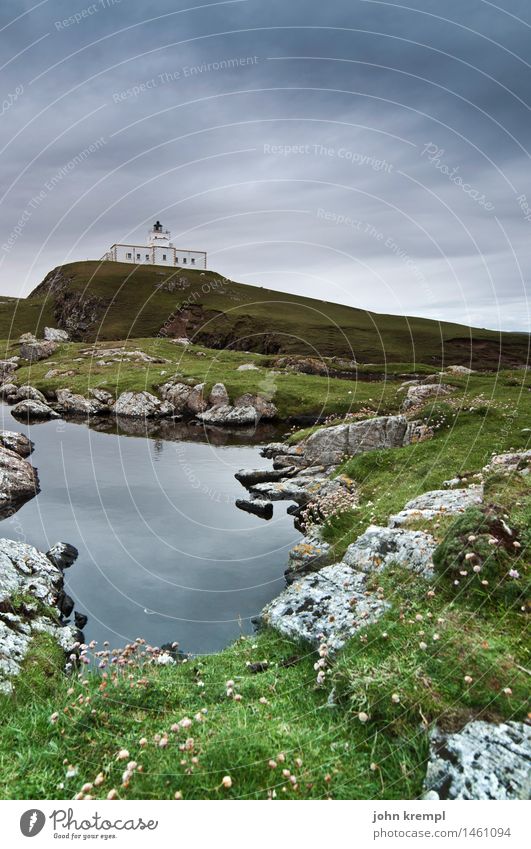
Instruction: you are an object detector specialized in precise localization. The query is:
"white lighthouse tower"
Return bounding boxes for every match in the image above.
[101,220,207,269]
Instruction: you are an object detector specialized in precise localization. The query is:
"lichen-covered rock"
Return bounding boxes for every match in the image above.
[160,382,193,412]
[234,394,277,419]
[0,383,18,399]
[208,383,230,407]
[44,327,69,342]
[249,471,328,504]
[343,525,436,578]
[446,365,475,375]
[286,533,332,577]
[402,382,455,410]
[235,499,273,519]
[9,384,47,404]
[55,388,108,416]
[424,721,531,800]
[19,334,58,362]
[388,486,484,527]
[10,399,59,420]
[0,360,18,382]
[0,446,39,518]
[236,363,259,371]
[197,404,257,426]
[0,538,80,694]
[112,391,172,418]
[405,421,434,444]
[301,415,410,467]
[483,450,531,476]
[0,430,34,457]
[261,564,389,651]
[89,387,114,405]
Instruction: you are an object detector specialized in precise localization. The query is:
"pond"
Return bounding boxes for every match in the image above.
[0,406,299,655]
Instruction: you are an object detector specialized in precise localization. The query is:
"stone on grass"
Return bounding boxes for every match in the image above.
[343,525,436,578]
[19,334,58,362]
[388,486,484,527]
[44,327,69,342]
[483,450,531,476]
[208,383,229,407]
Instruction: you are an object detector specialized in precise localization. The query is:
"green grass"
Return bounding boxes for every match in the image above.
[0,260,528,367]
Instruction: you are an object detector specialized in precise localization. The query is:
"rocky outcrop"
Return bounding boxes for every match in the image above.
[235,467,294,487]
[261,564,389,652]
[10,399,59,421]
[0,360,18,383]
[46,542,78,570]
[424,721,531,800]
[483,450,531,476]
[0,383,18,399]
[89,387,114,405]
[402,382,455,410]
[0,538,83,694]
[198,404,257,426]
[186,383,208,415]
[235,394,277,420]
[299,415,411,467]
[343,525,436,578]
[388,486,484,527]
[19,333,58,362]
[0,431,33,458]
[286,532,332,578]
[0,441,40,518]
[112,391,174,418]
[44,327,69,342]
[235,499,273,520]
[55,388,109,416]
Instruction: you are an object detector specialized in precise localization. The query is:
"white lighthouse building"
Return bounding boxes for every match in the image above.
[102,221,207,269]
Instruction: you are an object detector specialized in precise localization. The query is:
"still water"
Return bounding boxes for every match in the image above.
[0,406,299,654]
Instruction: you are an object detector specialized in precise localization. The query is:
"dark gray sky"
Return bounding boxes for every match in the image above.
[0,0,530,330]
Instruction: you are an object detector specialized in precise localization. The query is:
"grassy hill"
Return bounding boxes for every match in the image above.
[0,260,528,368]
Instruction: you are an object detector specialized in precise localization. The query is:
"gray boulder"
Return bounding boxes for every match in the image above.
[0,446,39,518]
[261,564,389,651]
[160,382,193,412]
[19,334,58,362]
[112,391,172,418]
[235,467,294,487]
[55,388,108,416]
[198,404,257,426]
[483,450,531,476]
[44,327,69,342]
[235,393,277,419]
[343,525,436,578]
[424,721,531,800]
[301,415,410,467]
[389,486,484,527]
[9,384,47,404]
[0,360,17,383]
[208,383,230,407]
[186,383,208,414]
[0,383,18,400]
[402,383,454,410]
[46,542,78,570]
[286,533,332,577]
[0,430,34,458]
[235,499,273,520]
[89,387,114,405]
[10,399,59,421]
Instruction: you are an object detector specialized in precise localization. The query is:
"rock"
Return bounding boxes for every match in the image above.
[112,391,171,418]
[343,525,436,578]
[261,564,389,651]
[260,442,301,459]
[446,365,475,375]
[46,542,78,570]
[235,394,277,420]
[9,384,47,404]
[44,369,75,379]
[160,382,193,412]
[55,388,108,416]
[0,446,40,518]
[19,334,58,362]
[302,415,410,467]
[0,360,17,382]
[0,538,79,694]
[286,533,332,577]
[186,383,208,414]
[44,327,69,342]
[236,363,259,371]
[405,421,434,444]
[424,721,531,800]
[0,383,18,399]
[0,430,34,457]
[389,486,484,527]
[273,355,329,376]
[88,387,114,405]
[208,383,229,407]
[57,590,74,618]
[483,450,531,476]
[249,472,328,505]
[10,399,59,421]
[74,611,88,630]
[402,383,455,410]
[197,404,258,426]
[235,499,273,520]
[235,467,294,487]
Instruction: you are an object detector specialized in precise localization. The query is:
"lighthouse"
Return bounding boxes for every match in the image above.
[101,221,207,269]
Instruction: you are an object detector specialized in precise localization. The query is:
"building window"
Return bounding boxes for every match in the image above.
[145,254,149,260]
[136,253,141,260]
[183,257,187,263]
[162,254,166,260]
[191,258,195,264]
[127,253,132,259]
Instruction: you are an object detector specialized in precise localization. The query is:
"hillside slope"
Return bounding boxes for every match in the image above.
[0,261,528,368]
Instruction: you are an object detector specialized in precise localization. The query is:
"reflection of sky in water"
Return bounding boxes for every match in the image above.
[0,408,298,655]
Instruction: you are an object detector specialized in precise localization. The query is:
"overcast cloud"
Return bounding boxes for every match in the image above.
[0,0,529,330]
